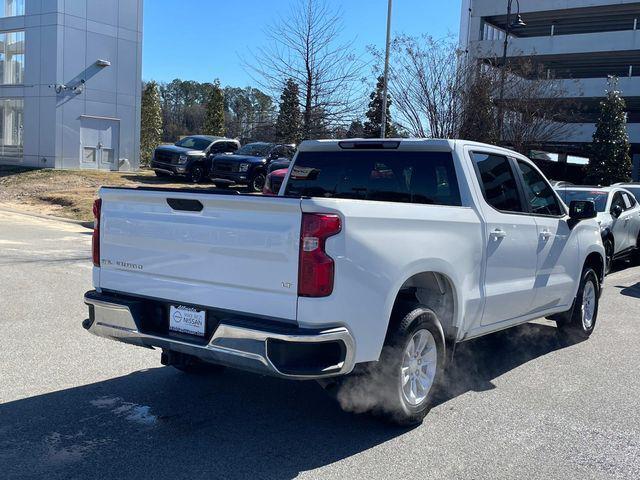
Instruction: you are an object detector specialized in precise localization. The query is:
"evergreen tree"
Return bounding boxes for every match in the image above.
[203,80,225,136]
[364,76,397,138]
[586,77,632,185]
[346,119,365,138]
[140,81,163,166]
[275,79,302,143]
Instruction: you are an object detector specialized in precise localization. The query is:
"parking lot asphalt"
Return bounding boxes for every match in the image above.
[1,210,639,480]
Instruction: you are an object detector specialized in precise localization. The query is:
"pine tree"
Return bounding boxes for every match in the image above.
[203,80,225,136]
[275,79,302,143]
[140,81,163,166]
[364,76,397,138]
[346,119,365,138]
[586,77,632,185]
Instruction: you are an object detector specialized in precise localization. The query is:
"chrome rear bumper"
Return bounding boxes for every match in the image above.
[83,291,356,380]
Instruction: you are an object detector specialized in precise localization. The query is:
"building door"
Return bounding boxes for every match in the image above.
[80,117,119,171]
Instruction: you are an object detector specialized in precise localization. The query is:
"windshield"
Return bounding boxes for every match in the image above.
[175,137,212,151]
[236,143,273,157]
[556,189,609,212]
[285,151,461,206]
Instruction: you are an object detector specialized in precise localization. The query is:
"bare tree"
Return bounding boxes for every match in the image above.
[371,35,467,138]
[372,35,577,154]
[498,59,578,154]
[245,0,363,139]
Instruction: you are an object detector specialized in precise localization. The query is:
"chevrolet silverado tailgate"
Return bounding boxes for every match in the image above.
[97,187,302,321]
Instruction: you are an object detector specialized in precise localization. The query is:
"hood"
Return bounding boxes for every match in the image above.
[269,168,289,178]
[214,153,266,164]
[155,145,205,156]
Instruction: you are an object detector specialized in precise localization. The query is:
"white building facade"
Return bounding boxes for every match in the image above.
[461,0,640,179]
[0,0,143,170]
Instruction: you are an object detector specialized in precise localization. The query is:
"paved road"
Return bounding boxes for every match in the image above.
[1,210,639,480]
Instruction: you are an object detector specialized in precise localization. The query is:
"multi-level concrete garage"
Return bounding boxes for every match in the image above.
[0,0,143,171]
[461,0,640,179]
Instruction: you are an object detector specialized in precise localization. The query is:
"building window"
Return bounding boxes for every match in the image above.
[0,98,23,160]
[1,0,24,17]
[0,31,24,84]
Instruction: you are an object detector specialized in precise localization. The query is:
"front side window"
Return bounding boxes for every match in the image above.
[285,150,462,206]
[1,0,24,17]
[611,192,626,213]
[0,31,24,84]
[517,160,563,216]
[472,152,523,213]
[0,98,23,160]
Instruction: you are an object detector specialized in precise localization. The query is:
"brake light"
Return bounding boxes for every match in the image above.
[92,199,102,267]
[298,213,341,297]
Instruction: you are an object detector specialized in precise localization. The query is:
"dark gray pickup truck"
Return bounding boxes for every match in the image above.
[151,135,240,183]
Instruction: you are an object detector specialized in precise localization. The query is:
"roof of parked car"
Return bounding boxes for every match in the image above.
[187,135,237,143]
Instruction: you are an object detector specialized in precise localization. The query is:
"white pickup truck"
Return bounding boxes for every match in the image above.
[84,139,605,425]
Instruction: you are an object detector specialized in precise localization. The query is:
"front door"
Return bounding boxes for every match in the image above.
[80,117,119,171]
[470,151,539,326]
[515,160,579,312]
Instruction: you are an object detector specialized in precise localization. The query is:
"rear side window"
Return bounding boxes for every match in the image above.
[472,152,522,213]
[284,151,461,206]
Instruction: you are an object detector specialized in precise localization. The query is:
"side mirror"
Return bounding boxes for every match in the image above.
[569,200,597,221]
[611,204,623,219]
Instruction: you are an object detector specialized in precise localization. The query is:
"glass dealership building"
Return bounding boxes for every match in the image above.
[0,0,142,170]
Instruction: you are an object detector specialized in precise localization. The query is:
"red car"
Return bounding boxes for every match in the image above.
[263,168,288,195]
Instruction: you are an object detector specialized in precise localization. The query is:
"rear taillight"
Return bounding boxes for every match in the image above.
[298,213,341,297]
[92,199,102,267]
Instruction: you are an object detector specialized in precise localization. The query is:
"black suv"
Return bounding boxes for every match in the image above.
[151,136,240,183]
[210,142,296,192]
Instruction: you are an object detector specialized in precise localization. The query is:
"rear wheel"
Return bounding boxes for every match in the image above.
[336,305,445,426]
[556,267,599,344]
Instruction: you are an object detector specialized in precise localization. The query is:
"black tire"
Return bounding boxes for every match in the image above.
[604,238,614,275]
[556,267,599,344]
[634,234,640,265]
[249,171,266,193]
[336,305,445,426]
[188,165,206,184]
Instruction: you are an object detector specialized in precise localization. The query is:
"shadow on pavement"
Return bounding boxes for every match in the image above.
[0,322,565,480]
[614,282,640,299]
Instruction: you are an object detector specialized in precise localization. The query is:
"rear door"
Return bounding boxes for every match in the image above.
[622,191,640,247]
[469,151,539,326]
[610,191,631,252]
[98,189,302,321]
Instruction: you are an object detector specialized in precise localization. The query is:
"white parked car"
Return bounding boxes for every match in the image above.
[84,139,605,425]
[556,186,640,272]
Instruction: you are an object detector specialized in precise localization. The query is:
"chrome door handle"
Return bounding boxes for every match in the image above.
[490,228,507,241]
[540,230,552,241]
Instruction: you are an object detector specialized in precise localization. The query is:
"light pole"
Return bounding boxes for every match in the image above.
[380,0,393,138]
[496,0,526,140]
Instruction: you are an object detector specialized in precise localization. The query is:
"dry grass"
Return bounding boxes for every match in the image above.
[0,166,220,222]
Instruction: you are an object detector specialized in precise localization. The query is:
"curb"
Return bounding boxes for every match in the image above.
[0,206,94,230]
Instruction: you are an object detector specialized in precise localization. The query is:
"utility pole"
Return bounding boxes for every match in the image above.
[497,0,525,141]
[381,0,393,138]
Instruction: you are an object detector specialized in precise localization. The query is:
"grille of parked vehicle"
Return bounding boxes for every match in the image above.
[155,150,178,164]
[214,161,239,173]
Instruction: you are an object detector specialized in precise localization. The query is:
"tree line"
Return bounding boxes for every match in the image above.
[141,0,633,185]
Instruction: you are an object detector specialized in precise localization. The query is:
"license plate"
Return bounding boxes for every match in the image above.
[169,305,206,337]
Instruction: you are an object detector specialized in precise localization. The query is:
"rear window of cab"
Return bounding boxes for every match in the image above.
[284,151,462,206]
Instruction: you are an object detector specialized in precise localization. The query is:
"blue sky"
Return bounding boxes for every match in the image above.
[142,0,462,86]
